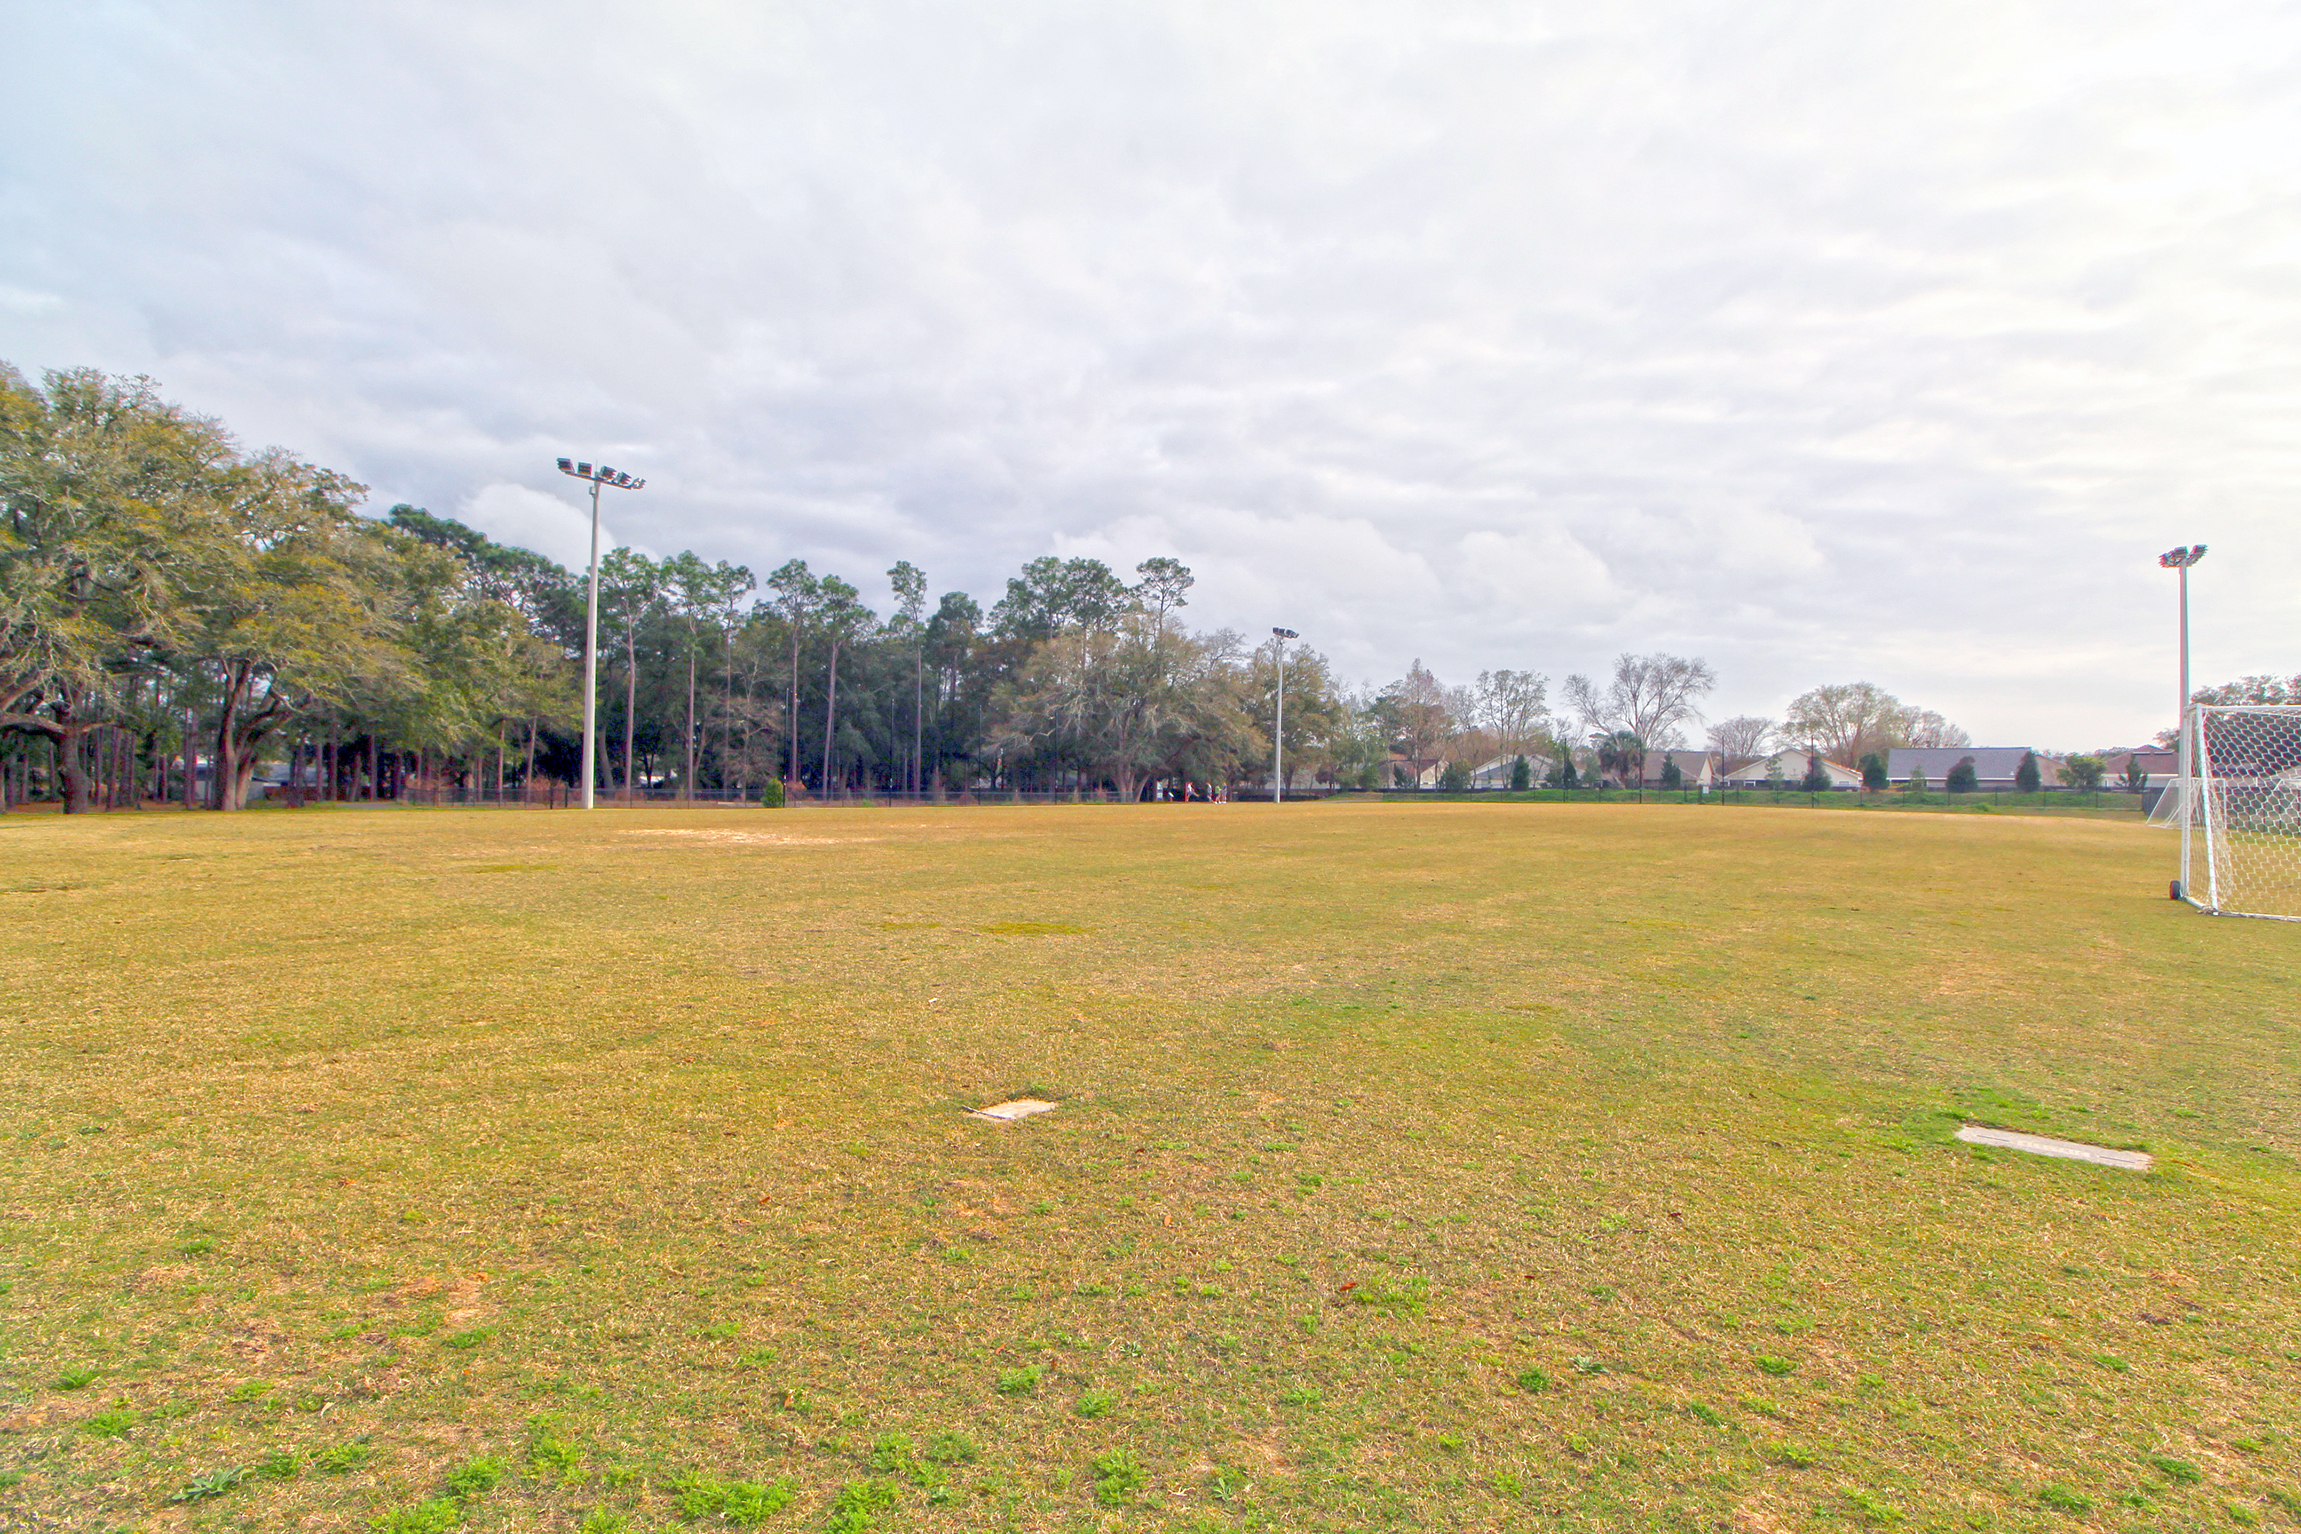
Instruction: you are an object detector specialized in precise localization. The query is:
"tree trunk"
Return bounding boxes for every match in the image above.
[787,629,802,788]
[524,717,537,802]
[820,640,841,793]
[913,645,924,795]
[685,648,696,801]
[623,629,639,803]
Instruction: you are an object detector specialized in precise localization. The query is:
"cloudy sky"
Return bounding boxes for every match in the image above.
[5,1,2296,747]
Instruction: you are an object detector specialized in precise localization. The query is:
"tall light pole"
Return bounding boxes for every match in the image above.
[558,458,646,809]
[1271,628,1298,804]
[2159,543,2206,896]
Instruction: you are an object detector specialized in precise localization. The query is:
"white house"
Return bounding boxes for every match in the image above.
[1719,749,1863,789]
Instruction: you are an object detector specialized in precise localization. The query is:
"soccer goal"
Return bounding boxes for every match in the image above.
[2152,704,2301,922]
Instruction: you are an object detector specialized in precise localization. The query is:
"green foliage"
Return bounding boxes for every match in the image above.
[995,1363,1044,1395]
[922,1430,979,1465]
[825,1478,900,1532]
[1515,1368,1550,1393]
[1799,754,1831,793]
[2146,1453,2201,1484]
[1660,756,1683,789]
[759,779,785,808]
[313,1439,373,1473]
[2015,751,2042,792]
[1345,1274,1428,1316]
[1859,751,1888,790]
[374,1500,463,1534]
[578,1511,630,1534]
[1438,759,1471,793]
[1509,755,1532,791]
[439,1326,494,1350]
[673,1473,795,1524]
[52,1366,97,1390]
[82,1404,138,1438]
[441,1456,506,1499]
[1278,1385,1324,1407]
[2120,754,2149,792]
[1074,1388,1116,1419]
[2058,754,2105,790]
[166,1464,250,1503]
[2037,1482,2093,1513]
[1754,1354,1795,1376]
[1091,1448,1148,1506]
[1945,756,1979,793]
[251,1449,302,1480]
[1904,764,1929,793]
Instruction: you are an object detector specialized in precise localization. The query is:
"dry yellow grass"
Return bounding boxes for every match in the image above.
[1,799,2296,1532]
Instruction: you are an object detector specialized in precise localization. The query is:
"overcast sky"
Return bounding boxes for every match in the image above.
[5,2,2296,748]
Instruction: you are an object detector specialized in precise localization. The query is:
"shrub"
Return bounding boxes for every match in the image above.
[1904,765,1929,794]
[1858,752,1887,789]
[2015,751,2042,792]
[2059,754,2105,790]
[1799,755,1830,793]
[1438,760,1471,793]
[1946,757,1978,793]
[1660,756,1683,788]
[1509,755,1532,791]
[759,779,786,808]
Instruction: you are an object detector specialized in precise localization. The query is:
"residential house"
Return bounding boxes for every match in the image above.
[1467,753,1557,788]
[2099,747,2176,788]
[1719,749,1863,789]
[1637,750,1716,789]
[1885,747,2062,790]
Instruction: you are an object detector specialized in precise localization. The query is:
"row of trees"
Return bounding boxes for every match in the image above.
[36,363,2167,815]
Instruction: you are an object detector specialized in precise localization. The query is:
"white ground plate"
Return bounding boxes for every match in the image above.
[1955,1124,2151,1171]
[969,1098,1059,1122]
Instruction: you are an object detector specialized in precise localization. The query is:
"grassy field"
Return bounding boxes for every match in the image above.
[1,800,2296,1534]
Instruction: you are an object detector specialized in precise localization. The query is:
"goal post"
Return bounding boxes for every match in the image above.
[2154,704,2301,922]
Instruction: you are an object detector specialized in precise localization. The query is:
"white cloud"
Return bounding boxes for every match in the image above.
[456,483,622,571]
[3,0,2297,748]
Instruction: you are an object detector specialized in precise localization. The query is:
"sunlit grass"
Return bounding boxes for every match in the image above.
[1,799,2296,1530]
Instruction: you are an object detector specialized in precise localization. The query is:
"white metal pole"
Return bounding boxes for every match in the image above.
[1273,635,1285,805]
[581,478,603,811]
[2177,557,2192,894]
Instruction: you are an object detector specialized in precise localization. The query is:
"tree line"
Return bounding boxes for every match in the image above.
[9,363,2032,814]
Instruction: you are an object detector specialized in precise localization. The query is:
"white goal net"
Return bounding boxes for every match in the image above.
[2153,704,2301,922]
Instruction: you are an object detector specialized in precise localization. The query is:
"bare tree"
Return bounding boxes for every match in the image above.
[1564,653,1716,755]
[1785,682,1968,761]
[1707,714,1774,764]
[1902,709,1969,749]
[1474,669,1549,768]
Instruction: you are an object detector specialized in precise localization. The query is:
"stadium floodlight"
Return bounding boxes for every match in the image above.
[2158,545,2207,898]
[1272,628,1299,803]
[558,456,649,810]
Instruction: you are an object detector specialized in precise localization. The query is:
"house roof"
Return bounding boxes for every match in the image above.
[1885,747,2052,779]
[1638,749,1712,781]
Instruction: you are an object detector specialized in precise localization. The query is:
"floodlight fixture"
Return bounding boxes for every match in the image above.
[1270,628,1299,802]
[557,454,649,809]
